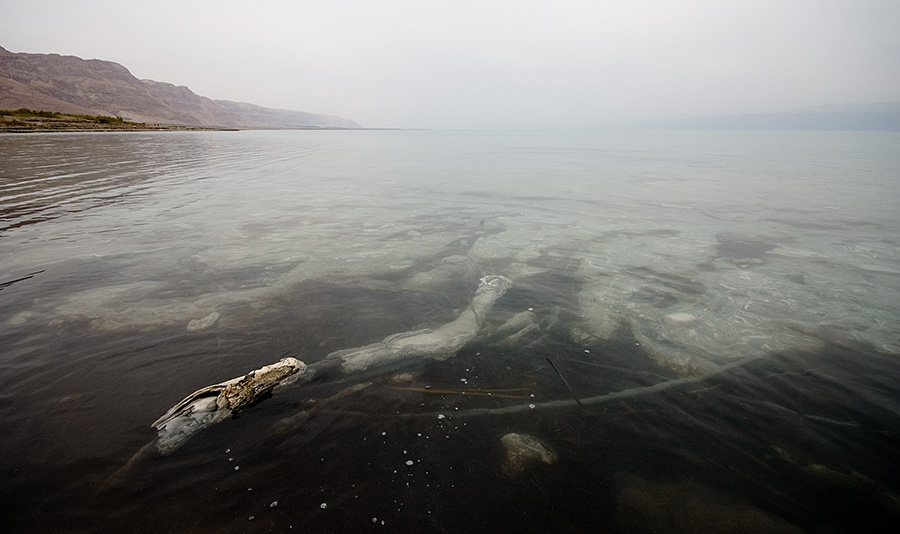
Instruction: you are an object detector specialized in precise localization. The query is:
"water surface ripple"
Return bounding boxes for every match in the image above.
[1,130,898,533]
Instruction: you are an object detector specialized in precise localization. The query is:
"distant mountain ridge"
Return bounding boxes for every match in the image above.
[783,102,900,114]
[214,100,359,129]
[635,102,900,131]
[0,46,359,129]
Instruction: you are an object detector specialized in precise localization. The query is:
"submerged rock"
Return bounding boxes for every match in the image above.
[500,432,558,477]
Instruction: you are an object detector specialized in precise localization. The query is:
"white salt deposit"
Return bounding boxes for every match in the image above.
[664,312,698,325]
[187,312,220,331]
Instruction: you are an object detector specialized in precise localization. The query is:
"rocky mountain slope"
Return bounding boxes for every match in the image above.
[0,46,359,128]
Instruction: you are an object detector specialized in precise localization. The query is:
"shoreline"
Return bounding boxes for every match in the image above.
[0,125,235,133]
[0,109,399,133]
[0,125,393,133]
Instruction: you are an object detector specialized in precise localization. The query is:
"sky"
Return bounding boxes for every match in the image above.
[2,0,899,128]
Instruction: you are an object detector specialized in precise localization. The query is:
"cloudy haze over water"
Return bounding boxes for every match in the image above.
[2,0,899,128]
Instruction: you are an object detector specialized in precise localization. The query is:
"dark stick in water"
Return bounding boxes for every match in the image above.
[546,357,584,407]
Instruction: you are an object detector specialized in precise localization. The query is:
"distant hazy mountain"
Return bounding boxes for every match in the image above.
[213,99,360,129]
[0,46,359,129]
[636,102,900,131]
[783,102,900,114]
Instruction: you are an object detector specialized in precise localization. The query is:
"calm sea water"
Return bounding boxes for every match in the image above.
[1,129,898,533]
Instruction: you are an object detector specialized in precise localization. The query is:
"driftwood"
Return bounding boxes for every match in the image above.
[152,357,306,454]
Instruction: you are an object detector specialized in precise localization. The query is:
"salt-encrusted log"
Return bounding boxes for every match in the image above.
[152,357,306,454]
[327,275,514,372]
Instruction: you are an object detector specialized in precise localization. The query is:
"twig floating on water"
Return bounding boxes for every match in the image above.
[546,357,584,407]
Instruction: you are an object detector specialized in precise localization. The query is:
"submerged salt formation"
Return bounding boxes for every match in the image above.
[187,311,221,331]
[500,432,558,477]
[327,275,513,372]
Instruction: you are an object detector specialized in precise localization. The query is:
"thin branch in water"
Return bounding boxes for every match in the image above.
[387,386,530,399]
[546,357,584,407]
[304,356,770,423]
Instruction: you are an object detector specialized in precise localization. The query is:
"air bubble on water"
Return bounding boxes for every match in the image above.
[320,502,327,509]
[234,465,240,470]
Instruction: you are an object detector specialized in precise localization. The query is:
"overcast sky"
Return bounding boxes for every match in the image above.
[2,0,899,128]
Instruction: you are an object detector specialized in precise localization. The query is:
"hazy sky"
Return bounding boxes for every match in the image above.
[2,0,899,128]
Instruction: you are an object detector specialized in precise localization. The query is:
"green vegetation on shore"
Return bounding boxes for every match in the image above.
[2,108,129,123]
[0,108,219,132]
[1,108,143,130]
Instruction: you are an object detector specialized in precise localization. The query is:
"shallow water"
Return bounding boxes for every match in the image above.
[1,129,898,532]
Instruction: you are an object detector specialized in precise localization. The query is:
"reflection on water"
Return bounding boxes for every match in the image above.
[0,130,899,532]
